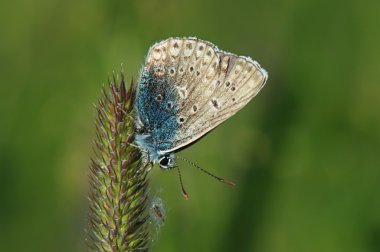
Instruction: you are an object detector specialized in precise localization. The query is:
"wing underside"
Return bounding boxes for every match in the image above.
[141,37,268,153]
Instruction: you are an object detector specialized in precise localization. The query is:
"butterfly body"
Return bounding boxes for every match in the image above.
[134,37,268,169]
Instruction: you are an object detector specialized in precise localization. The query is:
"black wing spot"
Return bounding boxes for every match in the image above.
[167,102,173,109]
[156,94,163,102]
[211,99,220,109]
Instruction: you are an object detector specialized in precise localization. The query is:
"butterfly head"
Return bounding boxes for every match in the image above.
[158,153,176,169]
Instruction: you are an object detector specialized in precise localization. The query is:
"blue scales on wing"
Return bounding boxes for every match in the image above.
[135,37,268,164]
[136,66,181,152]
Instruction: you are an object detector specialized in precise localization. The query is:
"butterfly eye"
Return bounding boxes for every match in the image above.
[159,156,169,167]
[158,155,174,169]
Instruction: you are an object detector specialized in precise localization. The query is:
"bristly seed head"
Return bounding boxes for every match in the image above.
[87,68,150,251]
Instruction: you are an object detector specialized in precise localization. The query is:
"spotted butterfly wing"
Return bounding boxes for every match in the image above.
[136,37,267,155]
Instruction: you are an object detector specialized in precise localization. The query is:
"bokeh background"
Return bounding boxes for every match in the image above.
[1,0,379,251]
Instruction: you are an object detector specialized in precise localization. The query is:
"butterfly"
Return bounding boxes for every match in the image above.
[134,37,267,173]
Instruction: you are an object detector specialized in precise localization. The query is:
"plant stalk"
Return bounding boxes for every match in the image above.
[87,70,149,251]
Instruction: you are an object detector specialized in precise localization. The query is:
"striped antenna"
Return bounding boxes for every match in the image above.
[176,155,235,186]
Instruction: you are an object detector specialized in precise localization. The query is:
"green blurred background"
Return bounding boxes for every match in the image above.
[1,0,379,251]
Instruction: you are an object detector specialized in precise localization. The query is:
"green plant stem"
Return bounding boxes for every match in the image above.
[87,71,149,251]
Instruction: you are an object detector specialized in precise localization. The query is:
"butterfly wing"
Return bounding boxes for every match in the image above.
[139,37,268,153]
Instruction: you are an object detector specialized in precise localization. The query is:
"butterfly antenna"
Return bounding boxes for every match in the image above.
[176,155,236,186]
[177,165,189,200]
